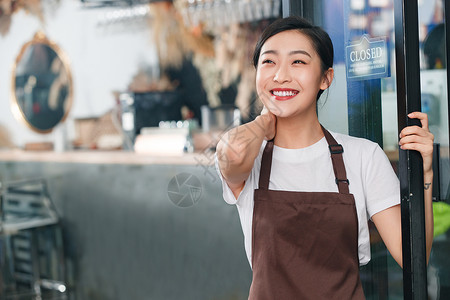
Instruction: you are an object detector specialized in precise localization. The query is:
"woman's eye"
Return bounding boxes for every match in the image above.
[293,60,305,64]
[262,59,274,64]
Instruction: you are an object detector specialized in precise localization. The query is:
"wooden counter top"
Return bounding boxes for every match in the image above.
[0,149,216,166]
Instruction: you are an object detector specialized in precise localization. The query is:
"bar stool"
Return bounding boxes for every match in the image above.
[0,178,67,299]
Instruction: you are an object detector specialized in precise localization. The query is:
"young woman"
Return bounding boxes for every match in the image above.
[215,16,434,299]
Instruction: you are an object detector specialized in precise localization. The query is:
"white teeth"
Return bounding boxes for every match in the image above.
[273,90,297,97]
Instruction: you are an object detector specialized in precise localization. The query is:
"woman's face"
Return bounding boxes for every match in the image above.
[256,30,332,119]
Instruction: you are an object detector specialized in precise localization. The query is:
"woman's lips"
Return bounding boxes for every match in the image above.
[271,89,299,101]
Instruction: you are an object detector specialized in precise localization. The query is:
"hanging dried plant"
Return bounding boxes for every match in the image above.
[0,0,45,36]
[149,1,214,70]
[191,22,262,114]
[150,2,186,70]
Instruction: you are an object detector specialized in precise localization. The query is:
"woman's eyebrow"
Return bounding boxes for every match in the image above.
[289,50,311,57]
[261,49,311,58]
[261,50,277,56]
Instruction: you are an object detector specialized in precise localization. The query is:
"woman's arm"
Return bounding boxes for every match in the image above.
[216,108,276,199]
[372,112,434,267]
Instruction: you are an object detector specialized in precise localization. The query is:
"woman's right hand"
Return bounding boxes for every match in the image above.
[257,106,277,141]
[216,106,276,199]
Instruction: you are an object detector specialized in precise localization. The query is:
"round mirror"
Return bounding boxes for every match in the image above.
[11,32,73,133]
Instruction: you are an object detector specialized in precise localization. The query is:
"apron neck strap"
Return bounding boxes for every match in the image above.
[321,126,350,194]
[258,139,274,190]
[258,126,350,194]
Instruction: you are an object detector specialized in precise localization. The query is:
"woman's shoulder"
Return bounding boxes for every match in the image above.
[328,131,391,173]
[329,131,381,153]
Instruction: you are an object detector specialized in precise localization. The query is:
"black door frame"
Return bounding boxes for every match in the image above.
[394,0,428,298]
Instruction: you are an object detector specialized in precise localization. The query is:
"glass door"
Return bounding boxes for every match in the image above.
[283,0,450,298]
[319,1,403,298]
[420,1,450,299]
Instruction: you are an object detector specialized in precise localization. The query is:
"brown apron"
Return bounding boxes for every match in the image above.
[249,127,365,300]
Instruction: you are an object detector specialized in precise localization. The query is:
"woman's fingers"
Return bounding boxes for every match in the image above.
[399,127,434,151]
[400,125,433,139]
[399,135,433,153]
[407,111,429,130]
[399,112,434,173]
[261,106,269,115]
[258,106,277,140]
[399,111,432,139]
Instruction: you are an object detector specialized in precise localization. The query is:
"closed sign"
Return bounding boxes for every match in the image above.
[346,35,390,81]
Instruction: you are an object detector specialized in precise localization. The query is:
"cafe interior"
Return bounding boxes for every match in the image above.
[0,0,449,299]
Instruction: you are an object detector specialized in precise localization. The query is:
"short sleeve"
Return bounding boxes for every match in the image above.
[364,145,400,218]
[214,153,255,206]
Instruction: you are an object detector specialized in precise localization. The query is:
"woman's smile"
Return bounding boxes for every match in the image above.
[271,88,299,101]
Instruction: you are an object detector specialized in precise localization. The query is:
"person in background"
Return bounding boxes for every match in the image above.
[215,16,434,299]
[165,58,209,124]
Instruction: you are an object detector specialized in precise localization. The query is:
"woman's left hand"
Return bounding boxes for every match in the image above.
[399,112,434,174]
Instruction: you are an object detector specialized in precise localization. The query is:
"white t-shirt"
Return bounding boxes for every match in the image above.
[215,131,400,267]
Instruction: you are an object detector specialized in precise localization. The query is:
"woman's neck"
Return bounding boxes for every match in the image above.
[274,114,323,149]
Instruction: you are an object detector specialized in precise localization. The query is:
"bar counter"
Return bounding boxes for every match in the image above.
[0,150,251,300]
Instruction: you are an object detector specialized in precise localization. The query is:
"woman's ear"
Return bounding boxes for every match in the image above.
[320,68,334,90]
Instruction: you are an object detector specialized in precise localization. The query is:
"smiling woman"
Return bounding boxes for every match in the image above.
[215,16,435,299]
[11,31,73,133]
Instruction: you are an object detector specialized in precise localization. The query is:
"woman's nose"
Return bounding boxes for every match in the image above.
[273,65,292,83]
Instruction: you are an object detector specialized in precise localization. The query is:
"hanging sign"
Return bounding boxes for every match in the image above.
[345,35,390,81]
